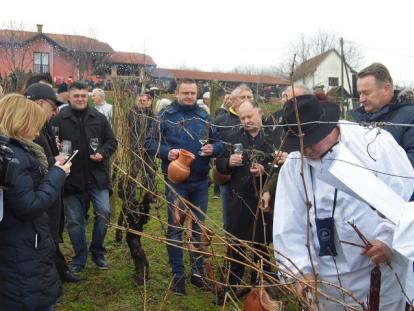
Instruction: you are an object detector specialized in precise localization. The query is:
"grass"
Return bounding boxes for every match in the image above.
[57,99,289,311]
[57,187,242,311]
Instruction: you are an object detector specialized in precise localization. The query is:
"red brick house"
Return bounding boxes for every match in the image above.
[0,24,114,82]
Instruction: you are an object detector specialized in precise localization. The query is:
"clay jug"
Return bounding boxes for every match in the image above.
[243,288,284,311]
[168,149,195,184]
[243,289,263,311]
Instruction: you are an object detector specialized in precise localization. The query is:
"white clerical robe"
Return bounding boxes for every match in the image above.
[273,122,414,310]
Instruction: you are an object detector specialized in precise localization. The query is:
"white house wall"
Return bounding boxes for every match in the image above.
[296,51,354,96]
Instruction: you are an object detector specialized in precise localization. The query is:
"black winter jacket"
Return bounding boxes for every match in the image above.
[34,122,64,242]
[216,127,274,242]
[215,107,241,141]
[52,107,117,193]
[0,138,66,310]
[352,100,414,167]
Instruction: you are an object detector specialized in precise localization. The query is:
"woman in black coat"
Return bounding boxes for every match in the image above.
[0,94,71,311]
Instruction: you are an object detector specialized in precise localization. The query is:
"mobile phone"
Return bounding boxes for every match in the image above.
[63,150,79,165]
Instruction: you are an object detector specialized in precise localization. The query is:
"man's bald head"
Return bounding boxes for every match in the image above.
[281,85,312,104]
[238,100,262,136]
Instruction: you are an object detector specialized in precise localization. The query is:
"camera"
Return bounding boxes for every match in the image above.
[0,135,19,189]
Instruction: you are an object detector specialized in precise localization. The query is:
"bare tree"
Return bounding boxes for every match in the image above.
[0,21,32,90]
[0,21,32,72]
[64,29,111,80]
[285,30,365,70]
[231,64,263,75]
[230,63,289,79]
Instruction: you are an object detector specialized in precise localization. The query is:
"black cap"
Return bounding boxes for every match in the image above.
[25,83,64,107]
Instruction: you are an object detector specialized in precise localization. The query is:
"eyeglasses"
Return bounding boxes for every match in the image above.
[43,99,58,112]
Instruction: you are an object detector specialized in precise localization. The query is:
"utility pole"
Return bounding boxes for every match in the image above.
[340,37,344,101]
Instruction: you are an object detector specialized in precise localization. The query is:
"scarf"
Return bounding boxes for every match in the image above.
[23,139,49,174]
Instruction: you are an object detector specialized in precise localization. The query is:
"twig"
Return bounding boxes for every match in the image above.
[339,240,366,248]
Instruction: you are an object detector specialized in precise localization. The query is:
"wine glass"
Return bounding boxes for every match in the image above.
[51,126,59,140]
[60,140,72,158]
[233,143,244,156]
[90,137,99,153]
[198,127,209,156]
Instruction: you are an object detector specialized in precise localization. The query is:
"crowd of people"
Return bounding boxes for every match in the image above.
[0,61,414,310]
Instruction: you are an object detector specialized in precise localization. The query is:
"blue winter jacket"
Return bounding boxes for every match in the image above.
[0,138,66,310]
[352,100,414,167]
[145,101,223,182]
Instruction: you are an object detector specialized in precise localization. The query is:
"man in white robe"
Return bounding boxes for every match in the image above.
[273,95,414,310]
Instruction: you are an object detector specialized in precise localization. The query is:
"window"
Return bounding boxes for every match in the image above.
[33,52,49,73]
[328,77,339,87]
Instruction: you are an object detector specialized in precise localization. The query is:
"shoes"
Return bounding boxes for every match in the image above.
[61,270,84,283]
[70,264,84,275]
[172,276,186,295]
[213,194,220,199]
[190,275,211,291]
[56,293,64,305]
[93,257,109,270]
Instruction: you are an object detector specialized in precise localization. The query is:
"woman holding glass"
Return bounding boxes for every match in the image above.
[0,94,71,310]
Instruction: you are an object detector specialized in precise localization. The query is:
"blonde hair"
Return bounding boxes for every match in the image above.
[0,93,46,141]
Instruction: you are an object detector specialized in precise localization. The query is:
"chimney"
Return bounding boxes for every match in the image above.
[36,24,43,33]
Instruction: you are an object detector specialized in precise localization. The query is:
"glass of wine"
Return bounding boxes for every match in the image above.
[198,127,209,156]
[233,143,244,156]
[51,126,59,140]
[60,140,72,158]
[90,137,99,153]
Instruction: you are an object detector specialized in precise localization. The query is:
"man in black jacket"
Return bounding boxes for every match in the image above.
[216,100,274,304]
[52,81,117,274]
[25,83,82,283]
[214,84,253,230]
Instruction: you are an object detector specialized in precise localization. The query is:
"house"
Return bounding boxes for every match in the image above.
[103,51,156,77]
[0,24,286,98]
[0,24,114,82]
[292,49,357,98]
[151,67,289,97]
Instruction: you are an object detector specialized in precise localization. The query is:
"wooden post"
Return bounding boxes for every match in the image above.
[210,80,218,117]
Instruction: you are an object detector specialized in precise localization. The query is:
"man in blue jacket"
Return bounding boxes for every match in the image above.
[146,78,223,295]
[352,63,414,167]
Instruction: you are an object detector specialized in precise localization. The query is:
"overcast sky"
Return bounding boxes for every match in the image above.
[2,0,414,85]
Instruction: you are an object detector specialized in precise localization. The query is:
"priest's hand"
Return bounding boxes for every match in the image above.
[361,239,392,264]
